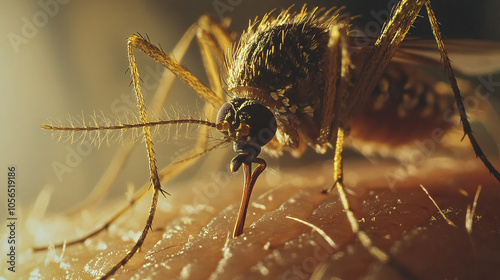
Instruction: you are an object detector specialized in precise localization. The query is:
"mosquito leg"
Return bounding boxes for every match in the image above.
[34,24,202,255]
[193,16,236,135]
[332,127,419,279]
[321,18,396,271]
[99,20,235,278]
[157,15,239,179]
[62,24,199,217]
[325,0,429,194]
[315,24,341,150]
[128,35,224,108]
[33,183,150,252]
[321,22,350,193]
[37,15,235,252]
[326,3,421,276]
[39,16,237,253]
[35,129,221,254]
[100,17,237,278]
[87,32,165,280]
[96,32,172,280]
[196,14,235,85]
[130,16,236,193]
[425,2,500,183]
[193,15,230,147]
[349,0,426,118]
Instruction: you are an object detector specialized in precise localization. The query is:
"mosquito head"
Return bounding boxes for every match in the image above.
[216,98,277,172]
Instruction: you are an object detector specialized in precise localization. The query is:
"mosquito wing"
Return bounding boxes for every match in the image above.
[396,38,500,76]
[349,37,500,76]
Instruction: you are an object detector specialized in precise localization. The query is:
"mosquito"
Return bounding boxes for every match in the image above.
[39,0,500,279]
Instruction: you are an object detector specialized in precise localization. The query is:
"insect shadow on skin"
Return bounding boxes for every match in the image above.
[37,0,500,279]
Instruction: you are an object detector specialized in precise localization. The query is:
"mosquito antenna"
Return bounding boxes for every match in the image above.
[42,119,217,131]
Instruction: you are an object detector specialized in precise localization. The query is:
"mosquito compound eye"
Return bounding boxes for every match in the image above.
[216,101,235,124]
[236,103,277,147]
[216,101,236,135]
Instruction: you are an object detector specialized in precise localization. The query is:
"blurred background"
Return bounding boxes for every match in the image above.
[1,0,499,216]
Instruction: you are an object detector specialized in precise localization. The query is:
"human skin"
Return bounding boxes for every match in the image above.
[11,155,500,280]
